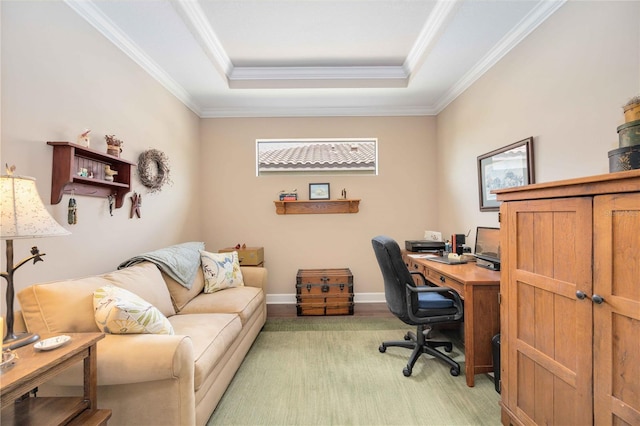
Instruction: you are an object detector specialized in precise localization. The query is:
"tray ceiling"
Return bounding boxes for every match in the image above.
[65,0,565,117]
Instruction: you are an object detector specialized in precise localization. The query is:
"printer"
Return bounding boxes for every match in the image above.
[405,240,445,253]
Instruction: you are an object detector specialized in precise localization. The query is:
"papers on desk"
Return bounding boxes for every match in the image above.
[407,253,438,259]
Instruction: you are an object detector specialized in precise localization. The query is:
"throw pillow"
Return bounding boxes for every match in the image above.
[93,285,174,335]
[200,250,244,293]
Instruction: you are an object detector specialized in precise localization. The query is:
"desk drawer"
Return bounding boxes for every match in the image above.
[425,268,464,297]
[406,259,426,285]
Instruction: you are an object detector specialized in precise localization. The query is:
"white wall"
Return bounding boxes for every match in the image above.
[436,0,640,241]
[1,1,201,312]
[200,116,438,299]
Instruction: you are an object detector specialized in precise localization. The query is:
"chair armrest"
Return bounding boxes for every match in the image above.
[405,283,464,324]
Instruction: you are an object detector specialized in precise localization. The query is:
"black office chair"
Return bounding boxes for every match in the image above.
[371,235,464,377]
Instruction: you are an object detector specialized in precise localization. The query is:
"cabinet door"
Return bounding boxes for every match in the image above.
[593,193,640,426]
[501,197,593,425]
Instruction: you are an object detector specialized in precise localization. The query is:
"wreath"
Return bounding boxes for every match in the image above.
[138,149,172,193]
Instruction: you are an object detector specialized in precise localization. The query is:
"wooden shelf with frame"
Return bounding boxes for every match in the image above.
[274,199,360,215]
[47,141,136,209]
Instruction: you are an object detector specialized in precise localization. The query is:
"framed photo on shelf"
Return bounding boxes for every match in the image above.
[309,183,330,200]
[477,137,534,211]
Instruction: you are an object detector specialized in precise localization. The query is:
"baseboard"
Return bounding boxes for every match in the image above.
[266,292,386,305]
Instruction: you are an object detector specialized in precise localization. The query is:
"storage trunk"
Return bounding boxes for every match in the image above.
[296,268,354,316]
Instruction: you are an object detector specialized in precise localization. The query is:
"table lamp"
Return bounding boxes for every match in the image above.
[1,169,70,349]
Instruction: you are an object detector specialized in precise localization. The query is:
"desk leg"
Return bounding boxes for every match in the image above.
[464,289,476,387]
[464,285,501,388]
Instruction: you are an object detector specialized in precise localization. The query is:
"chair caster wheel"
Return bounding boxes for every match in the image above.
[450,368,460,376]
[403,367,412,377]
[379,344,386,353]
[444,343,453,352]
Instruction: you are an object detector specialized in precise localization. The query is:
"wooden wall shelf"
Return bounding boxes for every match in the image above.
[274,199,360,215]
[47,141,136,209]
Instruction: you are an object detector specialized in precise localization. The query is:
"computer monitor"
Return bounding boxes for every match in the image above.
[474,227,500,265]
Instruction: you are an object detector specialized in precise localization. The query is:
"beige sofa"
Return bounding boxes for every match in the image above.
[16,260,267,426]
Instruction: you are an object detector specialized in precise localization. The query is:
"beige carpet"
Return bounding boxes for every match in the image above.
[207,317,501,425]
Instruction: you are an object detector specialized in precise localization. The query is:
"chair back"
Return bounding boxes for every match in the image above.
[371,235,415,323]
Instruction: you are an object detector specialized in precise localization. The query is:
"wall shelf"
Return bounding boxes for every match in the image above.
[274,199,360,215]
[47,141,136,209]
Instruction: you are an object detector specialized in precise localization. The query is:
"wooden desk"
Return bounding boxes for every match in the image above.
[1,332,111,425]
[405,255,500,387]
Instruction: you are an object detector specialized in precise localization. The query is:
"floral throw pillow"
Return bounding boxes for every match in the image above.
[93,285,174,335]
[200,250,244,293]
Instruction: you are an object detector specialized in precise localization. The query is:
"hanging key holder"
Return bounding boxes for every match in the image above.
[68,196,77,225]
[107,194,115,216]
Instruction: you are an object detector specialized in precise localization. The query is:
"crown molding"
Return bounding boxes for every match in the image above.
[65,0,564,118]
[228,66,408,89]
[199,104,437,118]
[404,0,461,79]
[170,0,233,79]
[433,0,567,113]
[64,0,202,116]
[175,0,411,89]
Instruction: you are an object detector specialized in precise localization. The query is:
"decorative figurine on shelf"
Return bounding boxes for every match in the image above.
[130,192,142,219]
[105,135,124,157]
[78,129,91,147]
[278,188,298,201]
[104,165,118,182]
[68,196,77,225]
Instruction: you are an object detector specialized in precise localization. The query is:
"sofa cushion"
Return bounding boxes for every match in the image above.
[200,250,244,293]
[94,285,174,335]
[18,276,110,333]
[102,262,176,317]
[18,262,175,334]
[179,286,264,325]
[168,313,242,390]
[164,267,206,312]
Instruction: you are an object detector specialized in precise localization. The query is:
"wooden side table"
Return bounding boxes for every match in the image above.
[1,332,111,425]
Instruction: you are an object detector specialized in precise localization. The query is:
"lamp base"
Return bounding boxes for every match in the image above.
[2,332,40,350]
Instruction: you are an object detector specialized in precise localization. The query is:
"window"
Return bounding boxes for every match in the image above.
[256,138,378,176]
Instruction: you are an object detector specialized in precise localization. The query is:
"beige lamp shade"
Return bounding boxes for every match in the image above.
[1,174,70,239]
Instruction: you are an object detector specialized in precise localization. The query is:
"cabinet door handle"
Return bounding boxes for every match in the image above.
[440,276,446,283]
[592,294,604,304]
[576,290,587,300]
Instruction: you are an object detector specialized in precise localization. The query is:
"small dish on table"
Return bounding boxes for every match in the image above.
[34,335,71,351]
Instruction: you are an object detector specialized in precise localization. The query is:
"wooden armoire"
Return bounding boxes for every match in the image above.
[495,169,640,426]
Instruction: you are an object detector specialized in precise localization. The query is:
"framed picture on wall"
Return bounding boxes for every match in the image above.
[477,137,534,211]
[309,183,330,200]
